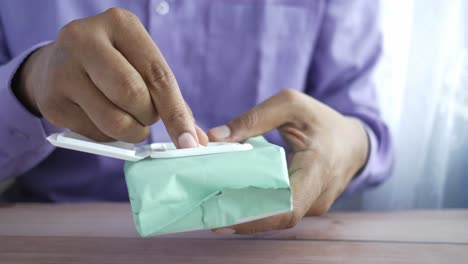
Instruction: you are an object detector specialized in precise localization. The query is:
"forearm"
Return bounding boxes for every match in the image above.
[307,0,393,194]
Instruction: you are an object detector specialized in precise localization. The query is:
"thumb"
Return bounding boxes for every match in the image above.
[208,89,299,142]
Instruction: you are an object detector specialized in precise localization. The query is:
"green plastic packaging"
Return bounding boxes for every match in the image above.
[124,137,292,237]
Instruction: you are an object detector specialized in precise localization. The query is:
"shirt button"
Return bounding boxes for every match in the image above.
[155,1,170,16]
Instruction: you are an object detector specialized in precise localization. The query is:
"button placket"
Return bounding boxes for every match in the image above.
[148,0,174,143]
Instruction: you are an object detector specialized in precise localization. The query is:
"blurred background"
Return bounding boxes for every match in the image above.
[335,0,468,210]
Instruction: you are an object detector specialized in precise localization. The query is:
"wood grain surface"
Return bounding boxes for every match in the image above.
[1,203,467,263]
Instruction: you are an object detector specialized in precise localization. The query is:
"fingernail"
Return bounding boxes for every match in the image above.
[209,125,231,140]
[178,132,198,149]
[214,228,235,235]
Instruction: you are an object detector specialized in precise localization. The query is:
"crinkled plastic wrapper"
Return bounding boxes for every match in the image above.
[124,137,292,237]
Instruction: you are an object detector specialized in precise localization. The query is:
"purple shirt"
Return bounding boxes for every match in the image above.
[0,0,392,202]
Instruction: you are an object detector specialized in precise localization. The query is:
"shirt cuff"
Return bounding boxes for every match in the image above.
[341,122,378,195]
[0,41,60,159]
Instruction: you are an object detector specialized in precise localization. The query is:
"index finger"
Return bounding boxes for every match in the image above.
[100,8,201,148]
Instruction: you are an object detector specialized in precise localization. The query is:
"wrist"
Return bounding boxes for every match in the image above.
[344,117,370,179]
[12,45,48,116]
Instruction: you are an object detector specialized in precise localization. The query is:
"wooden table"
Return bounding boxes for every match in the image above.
[0,203,467,263]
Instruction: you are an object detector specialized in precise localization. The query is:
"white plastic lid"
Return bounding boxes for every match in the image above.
[46,132,253,161]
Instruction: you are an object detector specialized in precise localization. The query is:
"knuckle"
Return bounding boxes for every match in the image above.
[58,20,85,45]
[107,113,134,138]
[105,8,138,26]
[146,64,177,92]
[279,88,300,103]
[165,107,192,124]
[239,110,259,131]
[116,74,147,104]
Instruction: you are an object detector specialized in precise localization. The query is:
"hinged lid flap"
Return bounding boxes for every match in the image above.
[47,132,149,161]
[47,132,253,161]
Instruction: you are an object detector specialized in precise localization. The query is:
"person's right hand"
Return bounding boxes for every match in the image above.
[15,8,207,147]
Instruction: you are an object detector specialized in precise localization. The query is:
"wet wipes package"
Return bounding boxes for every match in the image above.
[124,137,291,236]
[47,132,292,237]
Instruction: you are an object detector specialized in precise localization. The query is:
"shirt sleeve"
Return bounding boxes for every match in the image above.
[0,21,60,181]
[306,0,393,194]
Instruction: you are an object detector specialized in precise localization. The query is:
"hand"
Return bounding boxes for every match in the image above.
[208,89,369,234]
[15,8,207,146]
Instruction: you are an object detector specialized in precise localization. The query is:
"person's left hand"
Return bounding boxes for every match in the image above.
[208,89,369,235]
